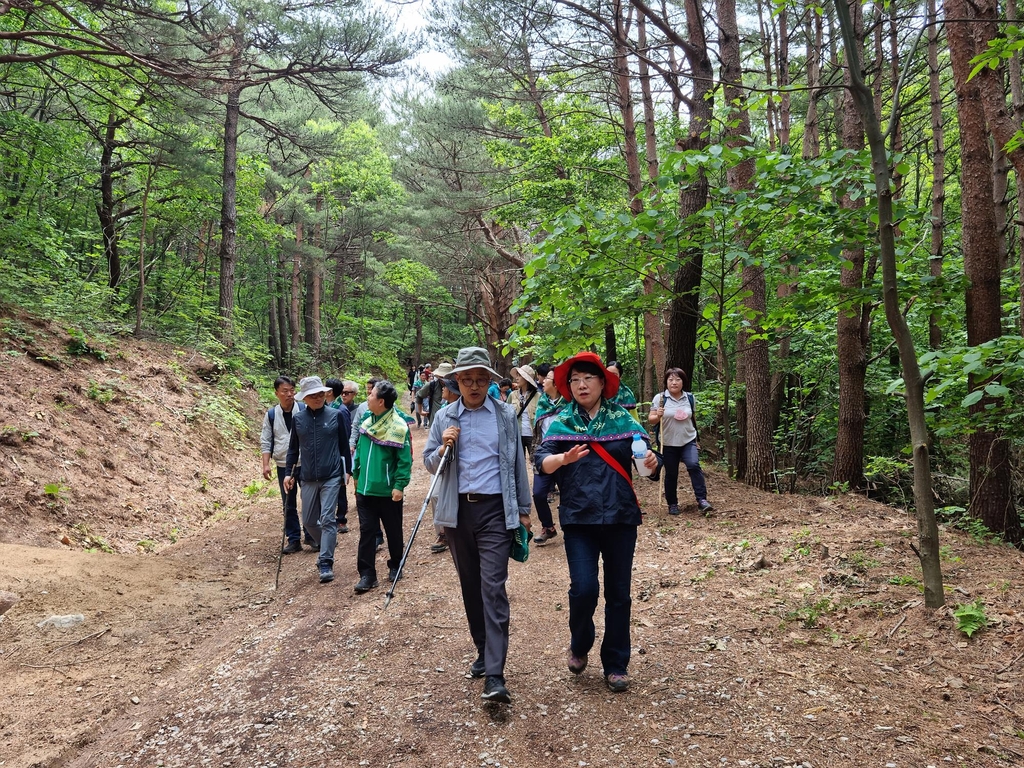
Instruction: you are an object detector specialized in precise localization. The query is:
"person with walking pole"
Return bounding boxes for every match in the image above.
[351,380,412,594]
[423,347,532,705]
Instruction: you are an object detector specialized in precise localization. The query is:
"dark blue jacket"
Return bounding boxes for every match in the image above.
[535,434,656,527]
[285,404,352,483]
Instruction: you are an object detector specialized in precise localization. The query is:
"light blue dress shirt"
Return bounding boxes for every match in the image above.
[455,395,502,494]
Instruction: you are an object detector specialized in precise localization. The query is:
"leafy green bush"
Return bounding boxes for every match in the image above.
[953,600,988,638]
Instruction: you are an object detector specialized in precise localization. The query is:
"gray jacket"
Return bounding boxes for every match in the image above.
[423,398,531,529]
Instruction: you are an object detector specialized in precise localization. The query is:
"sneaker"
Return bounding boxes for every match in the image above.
[281,541,302,555]
[697,499,714,514]
[430,534,448,553]
[354,574,378,593]
[567,650,587,675]
[534,527,558,545]
[388,567,399,583]
[468,654,485,678]
[668,504,681,516]
[319,566,335,584]
[605,673,630,693]
[375,535,384,552]
[481,675,511,704]
[338,524,349,534]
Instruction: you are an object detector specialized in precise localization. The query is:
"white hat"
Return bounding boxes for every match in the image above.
[295,376,332,401]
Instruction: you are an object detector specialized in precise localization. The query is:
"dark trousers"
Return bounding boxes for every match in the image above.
[335,482,348,524]
[662,440,708,505]
[276,465,303,545]
[563,523,637,677]
[532,470,556,529]
[355,494,404,579]
[447,494,512,677]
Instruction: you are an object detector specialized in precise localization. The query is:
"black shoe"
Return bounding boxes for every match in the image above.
[319,566,334,584]
[375,535,384,552]
[354,574,378,593]
[468,655,485,678]
[338,524,349,534]
[282,541,302,554]
[534,527,557,545]
[388,567,399,583]
[481,675,511,704]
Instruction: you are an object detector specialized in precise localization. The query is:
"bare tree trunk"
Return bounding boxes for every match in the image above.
[134,165,154,337]
[927,0,945,350]
[1010,0,1024,332]
[803,3,822,159]
[947,0,1022,545]
[777,3,790,146]
[268,261,281,368]
[217,77,242,345]
[289,227,301,353]
[835,0,945,608]
[414,303,423,365]
[97,111,125,290]
[833,0,868,490]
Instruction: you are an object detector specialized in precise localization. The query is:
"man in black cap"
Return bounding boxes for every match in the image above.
[423,347,531,705]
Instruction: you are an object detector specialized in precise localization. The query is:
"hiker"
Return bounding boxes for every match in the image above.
[260,376,309,554]
[283,376,353,584]
[532,366,565,545]
[534,352,660,693]
[325,378,344,408]
[648,367,714,516]
[351,380,412,593]
[340,380,360,414]
[423,346,532,704]
[348,378,385,550]
[415,362,454,429]
[324,377,350,532]
[506,364,540,458]
[606,361,639,420]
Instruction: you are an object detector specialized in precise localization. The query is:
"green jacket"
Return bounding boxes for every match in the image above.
[352,414,413,497]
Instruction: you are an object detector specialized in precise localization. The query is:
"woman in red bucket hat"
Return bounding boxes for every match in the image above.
[534,351,661,693]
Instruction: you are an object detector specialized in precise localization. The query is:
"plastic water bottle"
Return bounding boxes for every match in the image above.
[632,434,652,477]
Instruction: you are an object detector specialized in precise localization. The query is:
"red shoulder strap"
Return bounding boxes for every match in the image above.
[590,441,639,505]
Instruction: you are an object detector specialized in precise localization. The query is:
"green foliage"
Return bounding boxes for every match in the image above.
[786,598,835,629]
[953,600,988,638]
[187,388,252,450]
[86,381,116,403]
[43,482,69,501]
[67,329,108,361]
[936,506,1002,544]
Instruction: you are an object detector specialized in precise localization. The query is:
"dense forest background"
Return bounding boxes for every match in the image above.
[3,0,1023,548]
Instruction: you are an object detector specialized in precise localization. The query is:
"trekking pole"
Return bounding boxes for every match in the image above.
[274,517,286,590]
[384,439,455,610]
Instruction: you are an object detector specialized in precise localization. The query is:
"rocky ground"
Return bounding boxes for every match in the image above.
[1,315,1022,767]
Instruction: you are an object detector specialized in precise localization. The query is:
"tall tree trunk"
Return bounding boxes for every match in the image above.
[777,3,790,146]
[289,228,301,353]
[1010,0,1024,332]
[832,0,868,490]
[414,303,423,365]
[268,261,281,368]
[217,77,242,345]
[97,111,125,290]
[803,3,822,159]
[134,166,154,337]
[605,324,618,364]
[718,0,773,489]
[927,0,945,350]
[947,0,1022,545]
[835,0,945,607]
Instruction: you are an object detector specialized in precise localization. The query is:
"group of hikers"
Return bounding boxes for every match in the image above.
[259,346,714,705]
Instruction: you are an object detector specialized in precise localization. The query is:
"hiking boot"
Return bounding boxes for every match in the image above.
[354,574,378,593]
[338,524,349,534]
[668,503,681,516]
[388,567,399,583]
[481,675,511,704]
[282,541,302,555]
[430,534,448,554]
[605,673,630,693]
[534,527,558,545]
[318,566,335,584]
[375,534,384,552]
[697,499,714,514]
[567,650,587,675]
[468,654,486,678]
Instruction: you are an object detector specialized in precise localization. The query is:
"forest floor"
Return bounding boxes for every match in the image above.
[1,312,1023,768]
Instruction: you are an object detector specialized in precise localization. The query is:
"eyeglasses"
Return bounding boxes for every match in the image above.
[342,390,357,395]
[569,375,601,386]
[305,392,326,399]
[458,377,491,389]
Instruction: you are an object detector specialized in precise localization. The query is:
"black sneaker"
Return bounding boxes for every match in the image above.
[429,534,448,553]
[354,574,378,593]
[319,566,334,584]
[338,524,349,534]
[282,541,302,555]
[468,655,485,678]
[388,567,399,583]
[481,675,511,704]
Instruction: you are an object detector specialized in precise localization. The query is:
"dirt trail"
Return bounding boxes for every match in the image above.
[2,390,1024,767]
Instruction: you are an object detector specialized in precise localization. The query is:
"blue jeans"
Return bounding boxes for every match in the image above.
[563,524,637,676]
[300,476,341,569]
[276,466,302,545]
[532,470,556,529]
[662,440,708,505]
